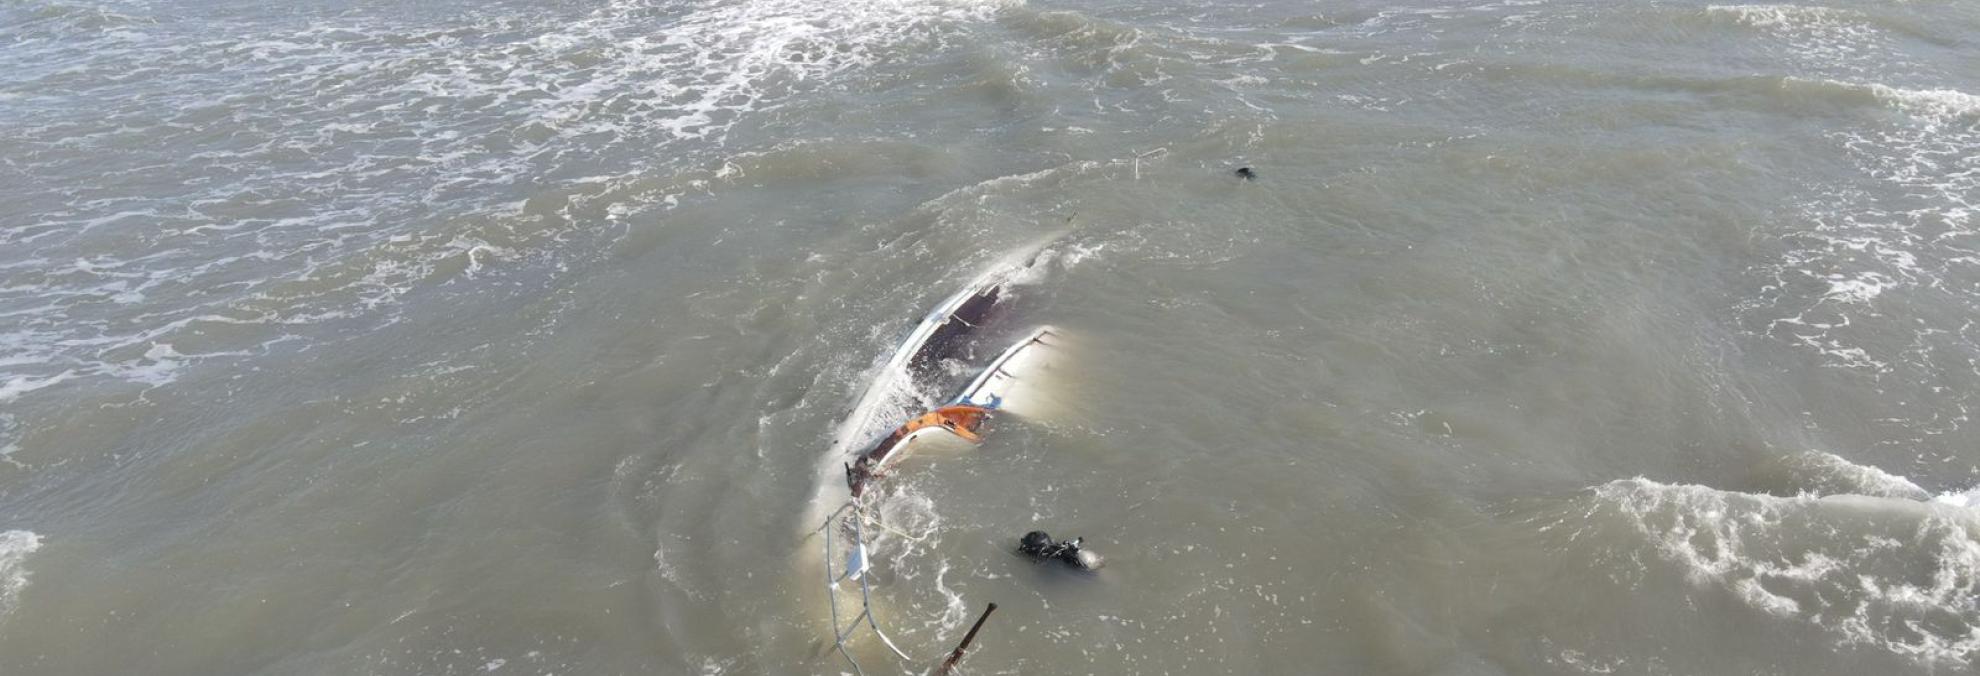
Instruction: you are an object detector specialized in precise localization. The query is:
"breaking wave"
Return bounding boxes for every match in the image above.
[1707,4,1864,31]
[1856,82,1980,123]
[1703,4,1914,77]
[1773,449,1932,501]
[0,530,42,620]
[1577,456,1980,665]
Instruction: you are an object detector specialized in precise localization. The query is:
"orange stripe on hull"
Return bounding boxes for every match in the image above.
[847,405,991,497]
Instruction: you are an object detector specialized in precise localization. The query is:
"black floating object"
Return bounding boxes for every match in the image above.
[1235,167,1256,181]
[1018,531,1105,570]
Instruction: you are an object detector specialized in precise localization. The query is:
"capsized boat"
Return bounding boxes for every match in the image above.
[812,325,1068,675]
[801,235,1069,675]
[829,239,1056,458]
[845,326,1060,498]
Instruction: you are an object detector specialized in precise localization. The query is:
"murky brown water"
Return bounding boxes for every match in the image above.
[4,0,1980,674]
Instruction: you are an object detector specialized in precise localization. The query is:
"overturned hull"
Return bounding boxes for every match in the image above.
[952,325,1061,416]
[844,325,1064,498]
[803,326,1069,673]
[828,241,1056,459]
[797,238,1069,674]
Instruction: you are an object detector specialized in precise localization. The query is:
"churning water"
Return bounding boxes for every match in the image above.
[3,0,1980,673]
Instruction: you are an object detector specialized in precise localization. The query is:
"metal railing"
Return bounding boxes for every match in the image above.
[819,500,913,675]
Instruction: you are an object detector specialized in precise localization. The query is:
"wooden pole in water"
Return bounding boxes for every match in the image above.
[935,602,998,675]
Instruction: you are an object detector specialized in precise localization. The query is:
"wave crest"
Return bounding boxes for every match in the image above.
[1586,474,1980,665]
[0,530,42,620]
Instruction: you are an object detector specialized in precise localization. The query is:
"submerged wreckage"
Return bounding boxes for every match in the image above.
[803,240,1100,674]
[845,324,1056,499]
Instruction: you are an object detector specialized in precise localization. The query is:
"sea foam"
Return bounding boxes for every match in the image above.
[0,0,1021,414]
[0,530,43,619]
[1586,461,1980,665]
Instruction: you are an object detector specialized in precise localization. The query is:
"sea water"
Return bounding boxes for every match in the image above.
[3,0,1979,673]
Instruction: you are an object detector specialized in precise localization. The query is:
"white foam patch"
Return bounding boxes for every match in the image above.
[1820,271,1893,305]
[1936,487,1980,510]
[0,370,81,405]
[0,0,1020,408]
[0,413,21,465]
[1726,5,1972,392]
[1860,82,1980,125]
[860,488,965,635]
[1586,476,1980,665]
[1058,241,1108,269]
[1708,4,1862,30]
[0,530,43,618]
[1706,5,1893,75]
[1744,79,1980,400]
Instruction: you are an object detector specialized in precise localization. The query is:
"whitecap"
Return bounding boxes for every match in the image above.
[1,0,1023,414]
[1778,449,1931,500]
[1707,4,1862,30]
[1585,476,1980,665]
[1743,78,1980,383]
[0,530,43,618]
[1860,82,1980,125]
